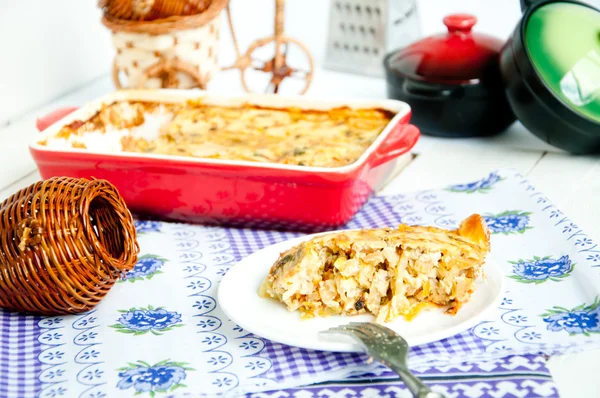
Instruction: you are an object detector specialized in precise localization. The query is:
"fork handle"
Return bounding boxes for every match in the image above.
[391,366,446,398]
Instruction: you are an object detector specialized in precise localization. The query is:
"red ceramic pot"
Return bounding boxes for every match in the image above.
[383,14,516,138]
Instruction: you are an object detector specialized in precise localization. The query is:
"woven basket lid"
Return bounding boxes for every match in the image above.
[102,0,228,34]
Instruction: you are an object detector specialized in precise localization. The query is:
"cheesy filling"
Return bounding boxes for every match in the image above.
[41,100,395,168]
[259,214,490,323]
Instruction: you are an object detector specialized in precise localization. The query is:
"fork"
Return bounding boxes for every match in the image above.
[321,322,446,398]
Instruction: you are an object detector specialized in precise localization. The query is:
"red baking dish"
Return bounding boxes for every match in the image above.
[30,90,419,230]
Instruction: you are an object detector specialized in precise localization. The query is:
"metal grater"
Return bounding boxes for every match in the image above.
[323,0,422,77]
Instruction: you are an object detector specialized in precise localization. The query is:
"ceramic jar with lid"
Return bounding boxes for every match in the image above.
[383,14,516,138]
[501,0,600,154]
[384,0,600,154]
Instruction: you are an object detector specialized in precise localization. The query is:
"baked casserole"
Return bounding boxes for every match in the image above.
[41,99,395,168]
[259,214,490,323]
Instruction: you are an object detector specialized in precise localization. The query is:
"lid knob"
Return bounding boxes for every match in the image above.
[443,14,477,33]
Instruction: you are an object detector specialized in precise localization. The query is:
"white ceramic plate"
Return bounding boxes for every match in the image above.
[218,232,505,352]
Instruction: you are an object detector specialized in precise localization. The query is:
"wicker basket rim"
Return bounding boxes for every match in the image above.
[101,0,229,34]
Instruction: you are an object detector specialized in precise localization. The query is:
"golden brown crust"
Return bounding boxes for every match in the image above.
[48,100,395,168]
[260,214,490,323]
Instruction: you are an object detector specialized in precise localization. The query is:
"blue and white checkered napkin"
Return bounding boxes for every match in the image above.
[2,168,597,397]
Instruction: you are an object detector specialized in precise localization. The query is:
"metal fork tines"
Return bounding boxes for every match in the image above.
[321,322,446,398]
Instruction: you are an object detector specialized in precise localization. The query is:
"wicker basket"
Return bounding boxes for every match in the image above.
[0,177,139,315]
[101,0,228,89]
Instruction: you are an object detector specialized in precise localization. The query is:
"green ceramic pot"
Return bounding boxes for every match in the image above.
[500,0,600,154]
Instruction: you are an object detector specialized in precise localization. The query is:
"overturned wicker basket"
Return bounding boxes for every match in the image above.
[0,177,139,315]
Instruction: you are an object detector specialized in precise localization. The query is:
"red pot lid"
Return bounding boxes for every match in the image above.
[386,14,505,85]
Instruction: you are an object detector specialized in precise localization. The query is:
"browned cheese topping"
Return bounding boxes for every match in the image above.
[53,100,395,168]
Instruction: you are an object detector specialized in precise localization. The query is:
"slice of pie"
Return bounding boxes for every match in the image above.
[259,214,490,323]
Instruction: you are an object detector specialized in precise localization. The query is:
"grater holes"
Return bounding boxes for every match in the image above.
[334,41,341,49]
[359,25,366,35]
[335,1,341,10]
[369,26,376,36]
[349,24,356,33]
[355,4,361,14]
[343,43,350,51]
[373,48,379,55]
[345,3,351,12]
[353,44,360,52]
[374,7,381,16]
[365,6,372,15]
[363,46,370,54]
[340,22,345,31]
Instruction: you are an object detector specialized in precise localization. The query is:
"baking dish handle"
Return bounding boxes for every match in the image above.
[371,124,420,168]
[36,107,79,132]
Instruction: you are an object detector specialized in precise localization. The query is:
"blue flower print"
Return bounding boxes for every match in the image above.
[213,377,234,388]
[116,360,193,395]
[78,332,98,342]
[173,230,194,238]
[134,221,162,234]
[77,317,96,327]
[479,327,499,336]
[576,238,593,247]
[42,318,63,327]
[47,369,65,379]
[482,211,532,235]
[202,336,222,345]
[216,268,229,277]
[112,306,183,336]
[233,325,244,333]
[541,297,600,336]
[188,281,207,290]
[207,356,229,366]
[240,341,259,350]
[42,332,63,342]
[193,299,214,311]
[44,351,64,361]
[246,361,267,371]
[81,350,100,360]
[121,255,167,283]
[438,219,457,227]
[197,319,217,329]
[447,172,502,193]
[87,392,106,398]
[562,223,578,233]
[508,315,528,324]
[587,254,600,263]
[509,255,574,284]
[84,369,104,381]
[501,298,513,306]
[521,332,541,340]
[404,216,422,224]
[45,387,67,397]
[550,210,562,218]
[183,265,203,273]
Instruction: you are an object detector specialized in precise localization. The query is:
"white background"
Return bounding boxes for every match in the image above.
[2,1,600,397]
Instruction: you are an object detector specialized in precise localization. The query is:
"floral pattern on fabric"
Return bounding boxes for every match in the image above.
[509,255,574,284]
[121,254,167,282]
[483,211,532,234]
[116,360,193,396]
[447,171,503,193]
[111,306,183,336]
[541,297,600,336]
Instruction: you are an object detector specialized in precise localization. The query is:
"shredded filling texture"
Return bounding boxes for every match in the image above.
[259,214,490,323]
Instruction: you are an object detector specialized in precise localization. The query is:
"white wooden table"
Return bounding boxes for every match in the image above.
[1,68,599,397]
